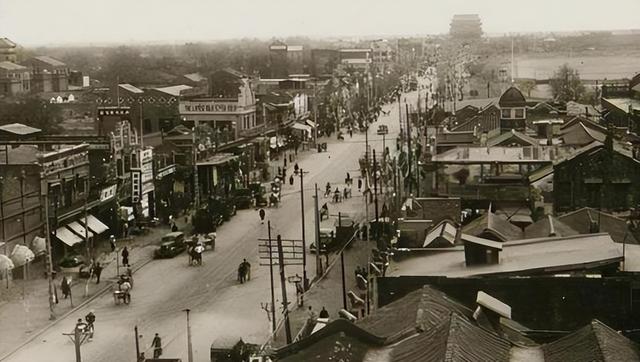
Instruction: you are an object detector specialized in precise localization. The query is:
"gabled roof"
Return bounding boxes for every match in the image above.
[275,319,385,361]
[356,285,474,342]
[542,319,640,362]
[118,83,144,94]
[423,220,458,247]
[559,121,606,145]
[499,86,526,108]
[0,38,17,48]
[0,61,26,71]
[557,207,638,244]
[32,55,66,67]
[183,72,206,82]
[461,233,503,250]
[391,313,512,362]
[524,215,579,239]
[153,84,192,97]
[560,116,607,132]
[462,208,523,242]
[487,129,539,147]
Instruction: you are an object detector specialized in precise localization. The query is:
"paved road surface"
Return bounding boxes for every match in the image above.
[5,95,410,362]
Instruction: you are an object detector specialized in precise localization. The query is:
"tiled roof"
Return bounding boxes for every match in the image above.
[487,129,539,147]
[153,85,192,97]
[33,55,66,67]
[356,286,474,342]
[462,208,523,242]
[392,313,512,362]
[542,319,640,362]
[423,220,458,247]
[524,215,579,239]
[118,83,144,94]
[558,208,638,244]
[275,319,385,362]
[0,38,17,48]
[0,61,26,71]
[183,72,206,82]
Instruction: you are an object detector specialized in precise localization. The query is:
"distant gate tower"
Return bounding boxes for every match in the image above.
[449,14,483,40]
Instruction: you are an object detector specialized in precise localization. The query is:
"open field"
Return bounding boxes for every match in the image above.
[515,53,640,80]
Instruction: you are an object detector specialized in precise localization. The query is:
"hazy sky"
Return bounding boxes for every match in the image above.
[1,0,639,46]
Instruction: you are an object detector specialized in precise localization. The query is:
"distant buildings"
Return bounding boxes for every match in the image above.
[0,61,30,96]
[338,48,372,72]
[269,41,305,78]
[22,55,69,93]
[449,14,483,41]
[0,38,17,62]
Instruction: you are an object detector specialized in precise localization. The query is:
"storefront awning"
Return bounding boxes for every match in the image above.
[291,123,312,133]
[306,119,316,128]
[54,227,83,247]
[67,221,95,240]
[80,214,109,235]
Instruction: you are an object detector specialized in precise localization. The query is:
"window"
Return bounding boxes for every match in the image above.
[514,108,524,119]
[501,109,511,119]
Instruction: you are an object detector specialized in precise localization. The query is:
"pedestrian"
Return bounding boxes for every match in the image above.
[294,163,299,174]
[259,208,266,224]
[307,306,317,322]
[348,128,353,138]
[238,262,246,283]
[85,310,96,339]
[93,262,103,284]
[61,276,71,299]
[289,175,294,185]
[123,222,129,238]
[358,178,363,192]
[319,306,329,319]
[121,246,129,267]
[109,235,116,252]
[289,154,293,163]
[346,172,351,183]
[151,333,163,358]
[242,259,251,281]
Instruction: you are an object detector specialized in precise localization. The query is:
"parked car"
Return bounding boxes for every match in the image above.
[232,188,255,209]
[208,197,237,221]
[310,228,337,254]
[249,182,268,207]
[154,232,187,259]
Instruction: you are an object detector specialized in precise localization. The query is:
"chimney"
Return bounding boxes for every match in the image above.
[473,291,512,334]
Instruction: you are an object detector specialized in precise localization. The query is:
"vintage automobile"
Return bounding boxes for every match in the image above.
[309,227,336,254]
[249,182,268,207]
[232,188,255,209]
[153,232,187,259]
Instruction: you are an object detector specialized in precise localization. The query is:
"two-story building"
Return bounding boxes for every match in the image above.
[0,61,30,97]
[179,69,258,141]
[22,56,69,93]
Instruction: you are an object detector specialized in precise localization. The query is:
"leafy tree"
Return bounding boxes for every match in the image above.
[517,79,536,97]
[549,64,585,103]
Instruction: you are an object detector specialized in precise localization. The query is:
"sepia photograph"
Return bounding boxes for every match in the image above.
[1,0,640,361]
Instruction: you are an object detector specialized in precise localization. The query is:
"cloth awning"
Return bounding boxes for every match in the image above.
[31,236,46,256]
[80,214,109,235]
[306,119,316,128]
[0,255,14,272]
[54,227,83,247]
[291,123,312,133]
[10,245,35,267]
[67,221,95,240]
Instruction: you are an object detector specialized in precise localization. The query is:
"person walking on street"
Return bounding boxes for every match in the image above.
[123,222,129,238]
[109,235,116,252]
[121,246,130,267]
[319,306,329,319]
[61,276,71,299]
[93,262,103,284]
[242,259,251,281]
[151,333,163,358]
[259,208,266,224]
[85,310,96,339]
[238,262,246,283]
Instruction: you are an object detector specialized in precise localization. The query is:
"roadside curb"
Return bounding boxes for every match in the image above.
[0,254,154,361]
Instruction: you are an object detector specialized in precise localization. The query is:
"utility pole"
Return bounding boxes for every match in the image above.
[277,235,292,344]
[192,121,200,210]
[134,325,140,360]
[314,184,321,277]
[267,221,276,333]
[405,103,412,195]
[299,168,307,289]
[0,177,5,256]
[183,309,193,362]
[373,150,379,242]
[313,79,319,147]
[340,251,347,310]
[41,174,56,320]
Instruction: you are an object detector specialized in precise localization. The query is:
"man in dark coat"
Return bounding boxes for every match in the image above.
[151,333,162,358]
[121,246,130,267]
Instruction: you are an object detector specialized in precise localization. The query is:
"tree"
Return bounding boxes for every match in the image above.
[517,79,536,97]
[549,64,585,103]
